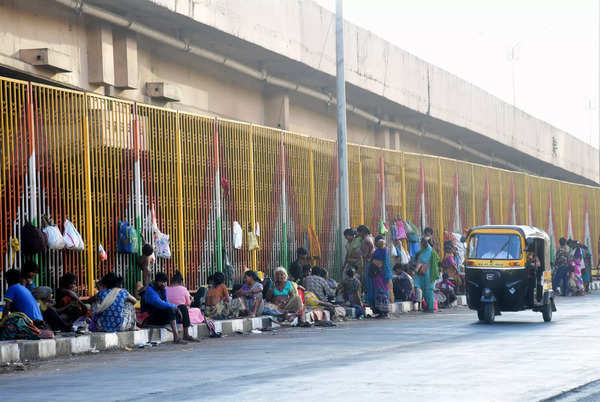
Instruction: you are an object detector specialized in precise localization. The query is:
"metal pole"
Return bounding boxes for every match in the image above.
[336,0,350,264]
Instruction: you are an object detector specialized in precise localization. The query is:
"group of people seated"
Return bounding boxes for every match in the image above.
[1,226,467,341]
[1,261,92,340]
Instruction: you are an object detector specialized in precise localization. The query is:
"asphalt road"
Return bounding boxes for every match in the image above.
[1,294,600,402]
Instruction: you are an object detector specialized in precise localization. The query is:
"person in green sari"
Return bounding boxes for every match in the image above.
[414,237,438,312]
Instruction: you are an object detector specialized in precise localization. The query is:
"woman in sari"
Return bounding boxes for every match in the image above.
[414,237,435,312]
[364,235,393,318]
[569,247,585,296]
[90,272,137,332]
[265,267,304,319]
[55,273,90,326]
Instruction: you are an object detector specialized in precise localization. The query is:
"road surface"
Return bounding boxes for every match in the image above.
[1,294,600,401]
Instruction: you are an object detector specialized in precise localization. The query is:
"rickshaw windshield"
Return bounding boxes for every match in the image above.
[468,233,522,260]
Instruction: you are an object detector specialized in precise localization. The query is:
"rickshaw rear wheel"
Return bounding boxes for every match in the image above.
[542,300,552,322]
[478,303,495,323]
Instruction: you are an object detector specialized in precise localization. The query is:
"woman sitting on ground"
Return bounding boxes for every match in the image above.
[265,267,304,319]
[90,272,137,332]
[31,286,71,332]
[167,271,204,324]
[54,273,90,326]
[204,272,231,319]
[234,270,264,318]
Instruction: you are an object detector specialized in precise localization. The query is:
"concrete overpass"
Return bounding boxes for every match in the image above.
[1,0,597,185]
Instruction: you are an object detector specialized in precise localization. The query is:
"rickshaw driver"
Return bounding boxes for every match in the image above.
[526,245,542,304]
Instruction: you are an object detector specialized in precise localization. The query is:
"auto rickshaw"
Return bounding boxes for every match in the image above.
[463,225,556,323]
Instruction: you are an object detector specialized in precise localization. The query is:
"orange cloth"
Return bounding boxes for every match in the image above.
[308,224,321,261]
[205,283,229,306]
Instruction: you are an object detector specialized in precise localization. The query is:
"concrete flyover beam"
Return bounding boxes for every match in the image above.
[53,0,521,172]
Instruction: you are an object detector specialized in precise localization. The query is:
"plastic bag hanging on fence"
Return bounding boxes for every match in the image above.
[117,221,139,254]
[98,244,108,261]
[379,221,388,235]
[233,221,243,249]
[399,244,410,265]
[44,226,65,250]
[41,215,65,250]
[151,204,171,259]
[63,219,85,251]
[394,220,407,240]
[153,225,171,259]
[248,232,260,251]
[21,221,49,255]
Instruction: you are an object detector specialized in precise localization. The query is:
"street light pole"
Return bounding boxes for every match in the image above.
[336,0,350,262]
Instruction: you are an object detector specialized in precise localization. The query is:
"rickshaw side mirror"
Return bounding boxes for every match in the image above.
[526,238,534,247]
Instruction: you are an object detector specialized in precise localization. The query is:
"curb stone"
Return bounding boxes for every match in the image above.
[0,301,470,364]
[0,316,274,364]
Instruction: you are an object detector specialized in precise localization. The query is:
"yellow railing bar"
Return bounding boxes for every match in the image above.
[175,112,186,278]
[249,125,258,270]
[82,95,95,294]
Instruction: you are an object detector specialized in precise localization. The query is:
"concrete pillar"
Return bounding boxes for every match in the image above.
[113,30,138,89]
[375,124,391,149]
[264,89,290,130]
[391,130,401,150]
[87,24,114,86]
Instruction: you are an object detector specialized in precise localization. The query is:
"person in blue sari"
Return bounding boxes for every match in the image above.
[365,235,393,318]
[414,237,434,311]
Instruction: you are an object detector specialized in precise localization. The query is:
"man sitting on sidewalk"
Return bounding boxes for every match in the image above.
[303,266,335,303]
[141,272,196,343]
[4,269,44,323]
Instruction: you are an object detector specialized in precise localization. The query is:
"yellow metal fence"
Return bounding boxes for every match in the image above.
[2,74,600,294]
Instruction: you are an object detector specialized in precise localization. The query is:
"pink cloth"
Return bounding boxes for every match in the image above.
[166,285,191,306]
[188,307,205,324]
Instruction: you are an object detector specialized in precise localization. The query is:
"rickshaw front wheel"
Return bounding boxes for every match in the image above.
[478,303,495,323]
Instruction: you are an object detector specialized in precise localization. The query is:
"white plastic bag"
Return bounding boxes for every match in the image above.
[63,219,84,250]
[151,207,171,259]
[154,229,171,259]
[233,221,243,249]
[400,245,410,265]
[43,225,65,250]
[391,244,398,258]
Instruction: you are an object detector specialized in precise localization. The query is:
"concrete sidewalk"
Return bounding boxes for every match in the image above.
[0,294,472,365]
[8,281,600,365]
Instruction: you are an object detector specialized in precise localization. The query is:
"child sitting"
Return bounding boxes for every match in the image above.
[392,263,414,302]
[339,266,365,318]
[204,272,231,319]
[435,273,457,308]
